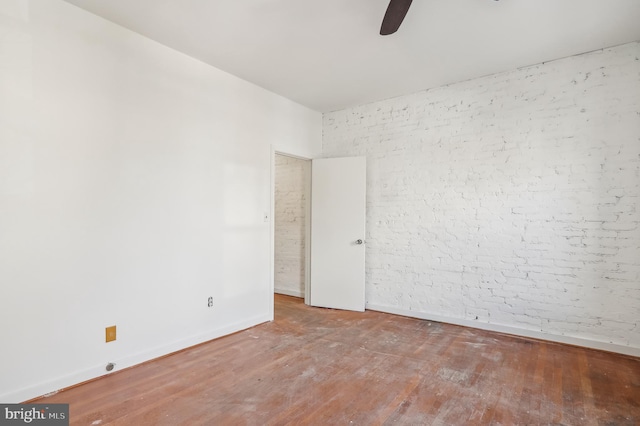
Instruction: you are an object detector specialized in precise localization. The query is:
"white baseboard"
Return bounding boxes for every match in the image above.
[2,314,270,403]
[366,303,640,358]
[274,288,304,298]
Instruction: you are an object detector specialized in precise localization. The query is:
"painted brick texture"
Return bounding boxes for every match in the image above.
[322,42,640,349]
[274,154,308,297]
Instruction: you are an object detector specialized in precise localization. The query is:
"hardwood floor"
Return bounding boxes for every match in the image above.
[37,295,640,425]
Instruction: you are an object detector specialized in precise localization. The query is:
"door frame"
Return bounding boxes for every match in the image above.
[269,147,312,320]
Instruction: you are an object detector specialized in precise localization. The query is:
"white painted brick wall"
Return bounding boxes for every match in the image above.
[274,154,309,297]
[322,42,640,349]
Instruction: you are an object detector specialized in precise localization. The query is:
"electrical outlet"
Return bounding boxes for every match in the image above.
[207,296,213,307]
[105,325,116,342]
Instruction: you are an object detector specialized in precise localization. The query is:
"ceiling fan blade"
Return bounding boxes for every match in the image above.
[380,0,413,35]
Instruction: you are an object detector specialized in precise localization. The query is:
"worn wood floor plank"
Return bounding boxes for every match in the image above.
[35,295,640,425]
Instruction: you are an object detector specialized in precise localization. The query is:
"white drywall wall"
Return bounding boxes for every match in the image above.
[323,42,640,355]
[0,0,321,402]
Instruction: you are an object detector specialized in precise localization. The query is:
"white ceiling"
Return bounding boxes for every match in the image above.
[62,0,640,112]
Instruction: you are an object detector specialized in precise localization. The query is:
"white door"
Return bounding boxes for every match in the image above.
[310,157,366,312]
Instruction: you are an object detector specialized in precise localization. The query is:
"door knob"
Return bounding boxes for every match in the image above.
[355,239,363,245]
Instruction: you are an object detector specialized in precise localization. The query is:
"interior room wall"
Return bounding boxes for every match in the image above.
[274,154,309,298]
[0,0,321,402]
[322,42,640,355]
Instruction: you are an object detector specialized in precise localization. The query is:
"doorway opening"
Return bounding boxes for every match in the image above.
[273,153,311,302]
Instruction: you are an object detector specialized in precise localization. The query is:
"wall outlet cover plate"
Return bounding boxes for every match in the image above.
[106,325,116,342]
